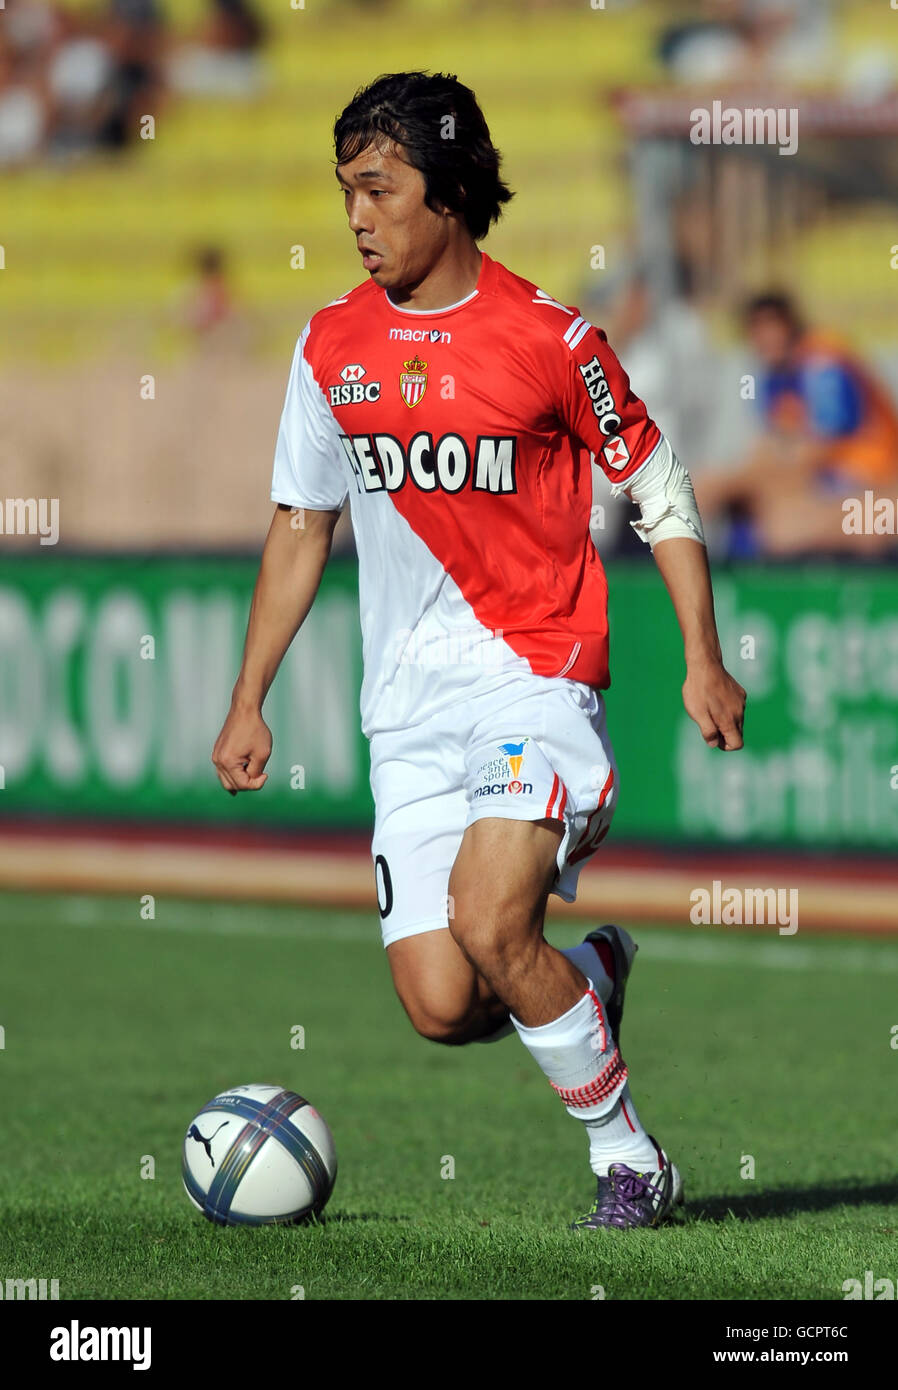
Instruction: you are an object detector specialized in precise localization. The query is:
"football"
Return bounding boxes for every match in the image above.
[182,1084,337,1226]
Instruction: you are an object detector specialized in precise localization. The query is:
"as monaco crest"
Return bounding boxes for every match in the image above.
[399,355,428,408]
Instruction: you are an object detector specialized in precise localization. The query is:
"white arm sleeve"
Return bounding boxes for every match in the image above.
[609,435,705,549]
[270,322,349,512]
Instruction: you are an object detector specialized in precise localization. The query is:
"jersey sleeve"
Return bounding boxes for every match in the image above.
[558,320,662,485]
[270,322,349,511]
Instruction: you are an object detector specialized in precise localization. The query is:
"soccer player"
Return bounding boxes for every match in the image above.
[212,72,746,1230]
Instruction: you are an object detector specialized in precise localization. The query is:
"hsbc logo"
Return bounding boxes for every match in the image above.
[329,381,381,406]
[578,355,622,437]
[330,363,381,406]
[602,435,630,471]
[388,327,452,344]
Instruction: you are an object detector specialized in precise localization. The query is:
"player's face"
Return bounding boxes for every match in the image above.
[747,310,794,368]
[336,143,452,293]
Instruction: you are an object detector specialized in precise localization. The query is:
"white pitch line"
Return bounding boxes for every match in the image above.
[9,894,379,943]
[7,894,898,973]
[632,930,898,975]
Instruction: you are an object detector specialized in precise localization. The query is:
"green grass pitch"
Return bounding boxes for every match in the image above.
[1,890,896,1301]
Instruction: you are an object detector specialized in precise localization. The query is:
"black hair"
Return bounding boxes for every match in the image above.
[742,292,803,334]
[333,71,513,242]
[195,245,225,275]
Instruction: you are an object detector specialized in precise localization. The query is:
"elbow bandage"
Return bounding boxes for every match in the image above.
[610,436,706,549]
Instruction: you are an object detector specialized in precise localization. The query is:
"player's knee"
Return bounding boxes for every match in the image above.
[448,909,492,975]
[448,885,508,954]
[448,909,488,964]
[393,974,478,1045]
[405,1002,476,1046]
[449,904,538,988]
[414,1016,469,1045]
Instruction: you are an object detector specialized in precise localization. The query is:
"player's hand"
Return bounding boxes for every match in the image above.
[682,659,746,751]
[211,703,272,794]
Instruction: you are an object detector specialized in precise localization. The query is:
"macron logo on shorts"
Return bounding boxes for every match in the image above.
[472,780,533,798]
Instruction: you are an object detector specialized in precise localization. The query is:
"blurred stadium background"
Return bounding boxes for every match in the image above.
[2,0,898,932]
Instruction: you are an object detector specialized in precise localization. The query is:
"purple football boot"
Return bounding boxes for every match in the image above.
[571,1140,684,1231]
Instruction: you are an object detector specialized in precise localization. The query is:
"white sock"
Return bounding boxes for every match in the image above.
[512,980,657,1176]
[582,1083,660,1177]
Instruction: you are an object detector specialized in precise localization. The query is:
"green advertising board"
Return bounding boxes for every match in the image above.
[0,554,370,827]
[1,554,896,849]
[605,562,898,849]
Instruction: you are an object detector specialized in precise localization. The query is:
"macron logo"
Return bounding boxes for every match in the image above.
[388,327,451,344]
[50,1321,151,1372]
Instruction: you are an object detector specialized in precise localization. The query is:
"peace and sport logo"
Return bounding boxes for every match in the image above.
[471,739,533,799]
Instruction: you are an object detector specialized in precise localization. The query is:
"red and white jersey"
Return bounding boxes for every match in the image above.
[271,252,662,737]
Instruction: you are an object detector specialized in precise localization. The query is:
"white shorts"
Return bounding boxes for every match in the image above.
[369,673,618,949]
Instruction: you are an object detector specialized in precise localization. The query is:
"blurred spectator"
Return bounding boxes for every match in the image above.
[95,0,166,150]
[588,263,715,467]
[177,244,253,355]
[37,0,166,160]
[0,0,268,168]
[695,293,898,558]
[182,245,236,336]
[0,47,48,166]
[0,0,58,166]
[169,0,267,100]
[47,27,116,158]
[0,0,167,164]
[582,262,716,556]
[659,0,833,84]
